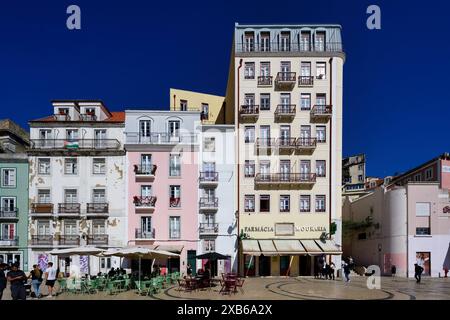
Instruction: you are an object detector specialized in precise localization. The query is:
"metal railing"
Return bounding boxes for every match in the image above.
[199,223,219,234]
[30,139,121,150]
[311,105,332,116]
[244,207,255,213]
[135,228,155,239]
[316,207,326,213]
[199,172,219,182]
[80,114,97,121]
[87,234,108,245]
[296,138,317,148]
[169,197,181,207]
[275,72,296,82]
[54,114,70,121]
[134,164,157,175]
[239,105,259,115]
[235,41,344,53]
[31,203,54,213]
[31,235,53,245]
[256,138,275,148]
[258,76,273,86]
[58,203,81,214]
[277,138,297,148]
[87,203,109,214]
[298,76,314,86]
[0,236,19,246]
[255,173,317,183]
[125,132,197,144]
[134,196,157,207]
[275,104,296,116]
[58,235,80,246]
[0,207,18,218]
[199,197,219,208]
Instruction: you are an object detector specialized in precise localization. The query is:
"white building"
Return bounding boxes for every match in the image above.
[27,100,127,275]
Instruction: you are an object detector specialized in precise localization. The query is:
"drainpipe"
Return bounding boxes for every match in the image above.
[173,94,176,110]
[328,57,333,264]
[237,58,243,276]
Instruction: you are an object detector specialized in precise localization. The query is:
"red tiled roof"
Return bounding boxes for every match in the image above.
[29,111,125,123]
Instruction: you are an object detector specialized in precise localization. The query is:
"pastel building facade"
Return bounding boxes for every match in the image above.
[227,24,344,276]
[0,120,30,270]
[27,101,127,274]
[124,110,200,275]
[196,124,237,275]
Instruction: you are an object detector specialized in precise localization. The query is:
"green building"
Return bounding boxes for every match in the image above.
[0,119,30,270]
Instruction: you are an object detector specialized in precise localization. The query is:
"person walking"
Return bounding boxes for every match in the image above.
[0,263,7,300]
[329,262,336,280]
[187,264,193,277]
[342,261,351,282]
[415,254,428,283]
[28,264,43,298]
[391,265,397,278]
[44,262,57,298]
[7,263,27,300]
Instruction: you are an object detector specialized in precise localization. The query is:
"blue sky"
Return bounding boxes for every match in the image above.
[0,0,448,178]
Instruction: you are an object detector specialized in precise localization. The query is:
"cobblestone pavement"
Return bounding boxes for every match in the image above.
[2,276,450,300]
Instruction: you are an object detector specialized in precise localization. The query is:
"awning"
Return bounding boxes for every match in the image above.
[299,240,323,254]
[241,239,261,256]
[273,240,306,255]
[314,239,342,255]
[258,240,278,256]
[155,245,184,253]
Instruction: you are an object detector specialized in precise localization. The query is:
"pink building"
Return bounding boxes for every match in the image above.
[124,110,201,275]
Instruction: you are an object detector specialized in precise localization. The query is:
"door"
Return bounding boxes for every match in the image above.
[141,217,152,238]
[141,154,152,173]
[39,129,53,148]
[259,256,271,276]
[299,255,312,276]
[260,34,270,52]
[300,32,310,51]
[37,221,50,236]
[280,160,290,181]
[280,126,290,144]
[1,197,16,215]
[280,256,290,276]
[141,185,152,197]
[244,255,256,276]
[260,126,270,146]
[94,129,107,148]
[260,63,270,77]
[203,162,216,181]
[280,33,290,51]
[417,252,431,276]
[260,161,270,180]
[168,121,180,141]
[1,223,15,241]
[64,189,78,204]
[301,62,311,77]
[139,120,151,143]
[315,32,325,51]
[187,250,197,276]
[280,94,291,112]
[300,126,311,145]
[280,62,291,80]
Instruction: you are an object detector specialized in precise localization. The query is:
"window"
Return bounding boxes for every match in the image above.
[316,160,326,177]
[316,126,326,143]
[260,33,270,52]
[169,154,181,176]
[280,31,290,51]
[260,62,270,77]
[140,217,153,238]
[315,32,325,51]
[168,120,180,138]
[300,125,311,140]
[169,216,181,239]
[38,159,51,175]
[260,195,270,213]
[93,158,106,175]
[38,189,51,203]
[64,158,78,175]
[201,103,209,120]
[39,129,52,140]
[244,93,255,106]
[92,189,106,203]
[425,168,433,180]
[358,175,364,182]
[141,185,152,197]
[244,160,255,177]
[358,233,367,240]
[414,174,421,182]
[259,161,270,179]
[180,100,187,111]
[204,239,215,252]
[1,169,16,187]
[66,129,79,140]
[1,197,16,213]
[300,160,311,174]
[300,32,311,51]
[92,219,106,235]
[300,94,311,110]
[139,120,151,139]
[1,223,16,240]
[244,32,255,52]
[169,185,181,207]
[244,126,255,143]
[260,94,270,110]
[416,227,430,236]
[100,258,111,269]
[260,126,271,141]
[280,195,290,213]
[64,220,77,235]
[244,62,255,79]
[280,160,291,181]
[64,189,78,203]
[416,203,430,216]
[280,126,291,140]
[316,62,326,79]
[315,195,326,212]
[300,195,311,212]
[316,94,326,106]
[280,93,291,107]
[203,137,215,152]
[358,164,364,171]
[244,195,255,212]
[280,61,291,76]
[37,221,50,235]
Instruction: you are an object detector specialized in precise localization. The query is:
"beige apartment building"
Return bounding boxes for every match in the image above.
[227,23,345,276]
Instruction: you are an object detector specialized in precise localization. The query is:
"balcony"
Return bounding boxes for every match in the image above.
[274,105,296,121]
[58,203,81,217]
[58,235,80,246]
[298,76,314,87]
[0,207,18,220]
[30,139,121,151]
[199,172,219,187]
[125,132,197,145]
[134,196,157,213]
[31,203,54,218]
[134,164,157,182]
[80,114,97,121]
[86,234,108,246]
[199,197,219,212]
[296,137,317,153]
[256,138,275,152]
[255,173,316,187]
[31,235,53,246]
[311,105,332,122]
[86,203,109,217]
[135,228,155,240]
[54,114,70,121]
[235,41,344,54]
[0,236,19,247]
[239,105,259,121]
[169,197,181,208]
[199,223,219,236]
[275,72,296,90]
[257,76,273,87]
[276,138,296,152]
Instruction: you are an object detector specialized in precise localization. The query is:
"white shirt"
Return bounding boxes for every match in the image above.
[46,267,57,280]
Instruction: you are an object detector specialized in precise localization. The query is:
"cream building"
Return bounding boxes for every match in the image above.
[227,24,344,276]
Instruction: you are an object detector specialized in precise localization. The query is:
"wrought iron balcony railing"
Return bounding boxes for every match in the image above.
[311,105,332,117]
[0,236,19,246]
[30,139,121,150]
[199,172,219,183]
[275,105,296,117]
[134,196,157,207]
[134,164,157,175]
[31,203,54,214]
[257,76,273,86]
[58,235,80,246]
[239,105,259,116]
[298,76,314,86]
[277,138,297,148]
[58,203,81,214]
[80,114,97,121]
[199,223,219,234]
[255,173,317,184]
[125,132,197,144]
[199,197,219,209]
[87,234,108,245]
[256,138,275,148]
[0,207,18,219]
[86,203,109,214]
[135,228,155,239]
[235,41,344,53]
[31,235,53,246]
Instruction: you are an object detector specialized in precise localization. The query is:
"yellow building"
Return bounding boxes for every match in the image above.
[169,88,233,125]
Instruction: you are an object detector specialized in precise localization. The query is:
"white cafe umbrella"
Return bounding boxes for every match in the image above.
[48,246,105,276]
[102,246,179,283]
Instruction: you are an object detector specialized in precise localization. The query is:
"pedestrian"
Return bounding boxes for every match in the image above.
[187,264,192,277]
[391,265,397,278]
[414,263,421,283]
[7,263,27,300]
[0,263,7,300]
[415,254,428,283]
[44,261,57,298]
[342,261,351,282]
[108,267,115,278]
[329,262,336,280]
[28,264,43,298]
[444,267,449,278]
